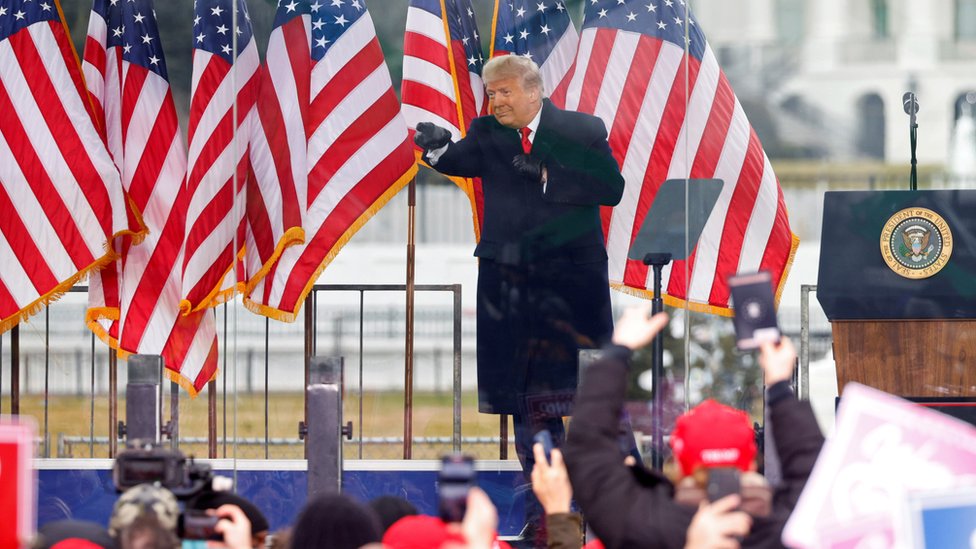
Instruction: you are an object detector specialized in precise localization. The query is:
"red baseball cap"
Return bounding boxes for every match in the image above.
[383,514,512,549]
[383,515,464,549]
[669,399,756,476]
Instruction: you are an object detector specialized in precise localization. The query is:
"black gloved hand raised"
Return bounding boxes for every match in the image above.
[414,122,452,151]
[512,154,544,183]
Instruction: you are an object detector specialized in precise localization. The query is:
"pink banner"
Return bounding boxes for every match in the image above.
[783,383,976,548]
[0,419,35,549]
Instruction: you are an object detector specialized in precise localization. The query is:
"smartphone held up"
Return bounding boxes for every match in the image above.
[533,430,554,464]
[728,271,781,350]
[438,454,476,524]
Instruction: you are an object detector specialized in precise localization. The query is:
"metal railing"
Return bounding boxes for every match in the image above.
[3,282,838,461]
[305,284,464,458]
[2,284,468,460]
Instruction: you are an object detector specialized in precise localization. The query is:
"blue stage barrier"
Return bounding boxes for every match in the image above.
[36,460,527,535]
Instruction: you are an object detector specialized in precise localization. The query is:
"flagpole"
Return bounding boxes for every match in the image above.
[404,176,417,459]
[109,348,117,457]
[11,325,19,416]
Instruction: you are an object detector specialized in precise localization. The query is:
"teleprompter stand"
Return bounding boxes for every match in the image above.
[627,178,722,469]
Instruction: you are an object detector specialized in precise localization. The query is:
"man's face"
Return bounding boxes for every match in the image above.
[487,76,541,129]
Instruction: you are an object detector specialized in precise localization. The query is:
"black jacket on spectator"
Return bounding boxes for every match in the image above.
[564,346,824,549]
[428,99,624,414]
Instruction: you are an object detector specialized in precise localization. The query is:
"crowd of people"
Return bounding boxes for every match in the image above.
[30,304,823,549]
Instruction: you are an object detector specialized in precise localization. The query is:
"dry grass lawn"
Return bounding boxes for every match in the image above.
[18,390,517,461]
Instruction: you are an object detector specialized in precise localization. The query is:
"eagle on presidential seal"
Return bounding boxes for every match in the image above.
[901,225,933,263]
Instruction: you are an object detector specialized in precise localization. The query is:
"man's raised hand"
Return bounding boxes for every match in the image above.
[414,122,452,151]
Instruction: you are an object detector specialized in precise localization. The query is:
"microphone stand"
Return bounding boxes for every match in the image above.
[643,252,671,470]
[905,92,918,191]
[909,111,918,191]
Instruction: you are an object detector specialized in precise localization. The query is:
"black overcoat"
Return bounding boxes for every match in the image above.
[429,100,624,414]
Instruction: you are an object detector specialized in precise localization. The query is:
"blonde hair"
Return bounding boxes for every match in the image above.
[482,55,545,96]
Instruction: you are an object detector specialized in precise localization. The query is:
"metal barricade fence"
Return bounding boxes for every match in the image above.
[2,284,834,461]
[0,284,524,461]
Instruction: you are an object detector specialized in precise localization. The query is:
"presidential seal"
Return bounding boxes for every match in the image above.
[879,207,953,279]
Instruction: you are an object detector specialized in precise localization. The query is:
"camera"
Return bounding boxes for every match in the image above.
[180,510,222,541]
[438,454,476,523]
[113,440,218,499]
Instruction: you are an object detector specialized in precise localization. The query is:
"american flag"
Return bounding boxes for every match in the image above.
[182,0,260,313]
[401,0,486,236]
[0,0,133,332]
[244,0,417,321]
[490,0,578,105]
[83,0,218,393]
[554,0,797,314]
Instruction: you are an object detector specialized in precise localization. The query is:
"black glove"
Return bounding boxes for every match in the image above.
[512,154,544,183]
[414,122,452,151]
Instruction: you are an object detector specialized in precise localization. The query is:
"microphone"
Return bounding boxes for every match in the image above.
[902,92,919,115]
[903,92,919,190]
[903,92,918,128]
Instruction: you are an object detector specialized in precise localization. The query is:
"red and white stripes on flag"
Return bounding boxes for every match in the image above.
[83,0,218,393]
[241,9,308,303]
[554,0,797,314]
[0,0,134,332]
[244,0,417,321]
[182,0,260,313]
[402,0,486,236]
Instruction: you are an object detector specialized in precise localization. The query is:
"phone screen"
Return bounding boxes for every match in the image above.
[438,454,475,523]
[180,511,221,541]
[706,467,741,502]
[533,430,554,464]
[729,271,780,350]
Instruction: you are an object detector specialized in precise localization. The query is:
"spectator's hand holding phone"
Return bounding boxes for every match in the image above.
[443,488,498,549]
[531,443,572,514]
[685,495,751,549]
[210,504,252,549]
[758,337,797,386]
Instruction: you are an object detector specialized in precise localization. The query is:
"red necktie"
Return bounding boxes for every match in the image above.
[520,127,532,154]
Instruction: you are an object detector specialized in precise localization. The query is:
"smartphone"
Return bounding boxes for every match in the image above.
[706,467,741,502]
[438,454,475,523]
[533,430,554,464]
[729,271,781,350]
[180,510,221,541]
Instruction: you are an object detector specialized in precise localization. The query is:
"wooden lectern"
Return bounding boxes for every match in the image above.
[817,190,976,397]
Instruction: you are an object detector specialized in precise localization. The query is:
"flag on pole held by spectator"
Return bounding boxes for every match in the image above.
[182,0,260,313]
[0,0,134,332]
[489,0,578,106]
[553,0,797,314]
[244,0,417,321]
[83,0,217,393]
[401,0,486,236]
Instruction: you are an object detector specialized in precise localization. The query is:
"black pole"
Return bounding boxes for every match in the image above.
[909,121,918,191]
[904,91,919,191]
[644,252,671,470]
[11,325,19,416]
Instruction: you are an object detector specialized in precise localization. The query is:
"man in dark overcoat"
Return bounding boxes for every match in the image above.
[414,54,624,541]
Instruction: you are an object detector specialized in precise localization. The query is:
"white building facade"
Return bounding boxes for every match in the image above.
[693,0,976,170]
